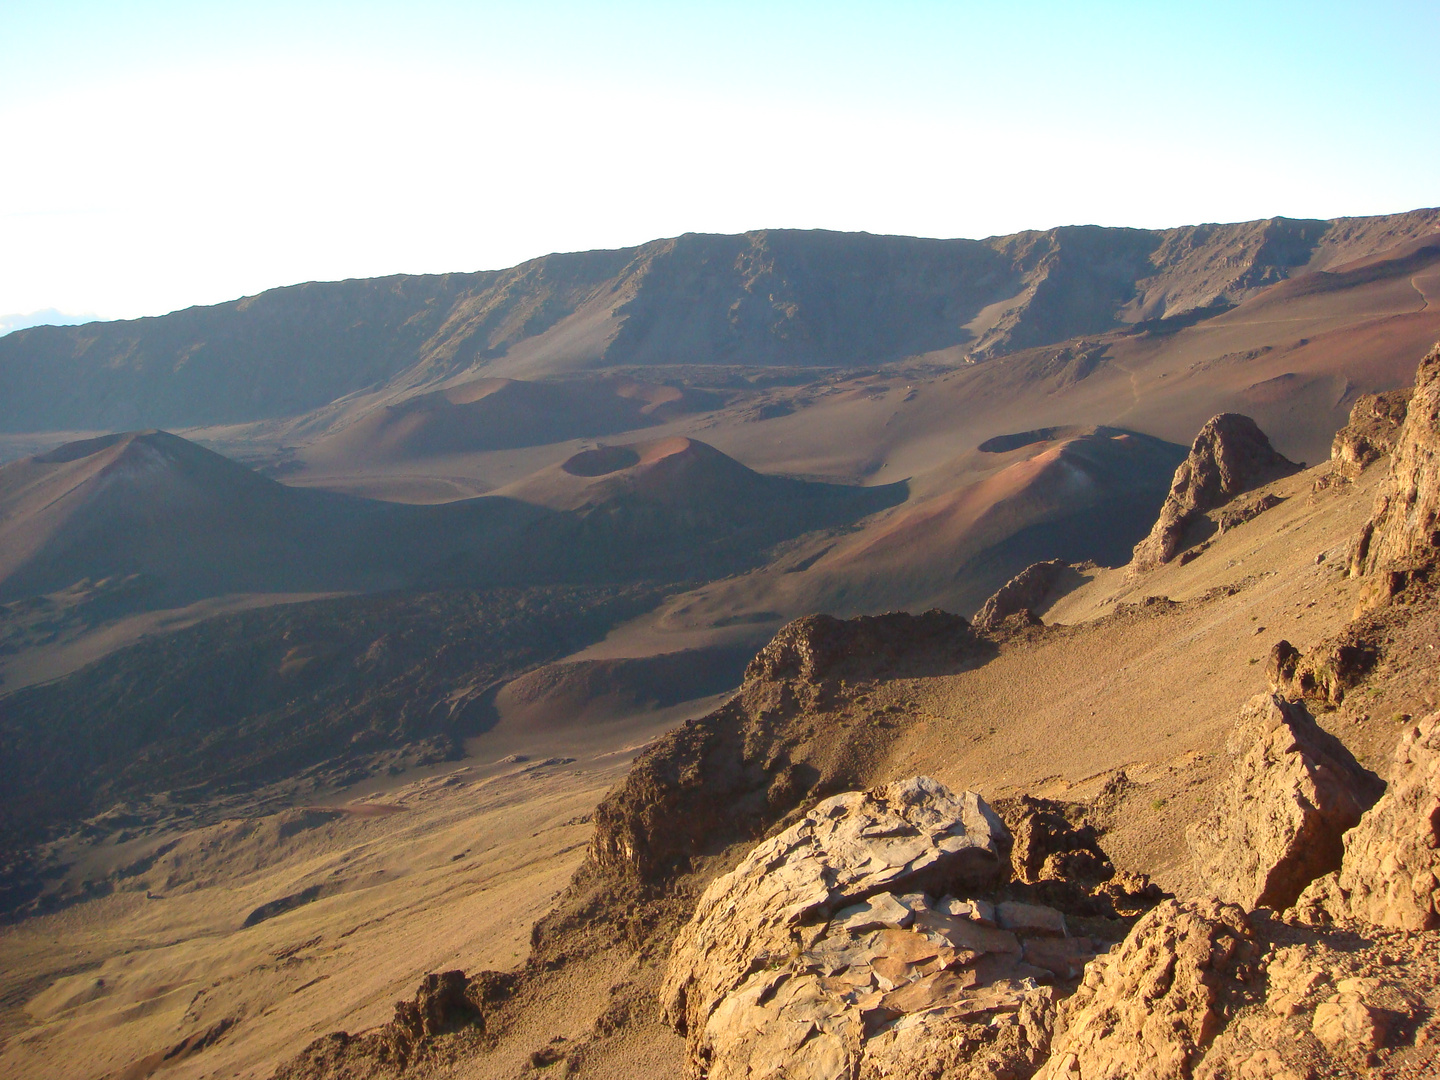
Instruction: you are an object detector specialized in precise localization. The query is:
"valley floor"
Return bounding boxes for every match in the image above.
[0,736,668,1080]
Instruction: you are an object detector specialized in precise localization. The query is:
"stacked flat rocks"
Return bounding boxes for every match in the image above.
[660,777,1092,1080]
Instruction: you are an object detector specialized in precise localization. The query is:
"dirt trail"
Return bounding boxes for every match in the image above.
[1412,270,1439,311]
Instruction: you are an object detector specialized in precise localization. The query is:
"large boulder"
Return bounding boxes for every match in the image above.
[1130,413,1300,571]
[1350,343,1440,580]
[1186,694,1382,911]
[660,777,1078,1080]
[1298,711,1440,931]
[1034,899,1258,1080]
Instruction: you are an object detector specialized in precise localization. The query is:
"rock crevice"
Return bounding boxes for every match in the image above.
[1187,693,1383,911]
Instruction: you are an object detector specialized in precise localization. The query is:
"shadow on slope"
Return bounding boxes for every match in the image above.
[492,645,756,735]
[0,431,905,614]
[0,584,662,879]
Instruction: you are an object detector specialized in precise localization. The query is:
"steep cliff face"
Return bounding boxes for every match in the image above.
[1186,694,1382,911]
[1326,389,1412,484]
[0,231,1018,431]
[1299,711,1440,931]
[1350,343,1440,581]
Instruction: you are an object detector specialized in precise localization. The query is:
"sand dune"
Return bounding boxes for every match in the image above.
[500,436,793,511]
[0,431,362,603]
[596,428,1183,649]
[0,425,903,617]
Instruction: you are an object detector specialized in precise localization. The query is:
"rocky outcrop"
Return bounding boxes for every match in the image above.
[1298,711,1440,931]
[999,796,1113,888]
[272,970,513,1079]
[1326,388,1412,484]
[742,610,979,686]
[660,778,1009,1033]
[589,611,989,883]
[1187,694,1382,911]
[1034,899,1258,1080]
[1212,492,1283,534]
[1033,901,1440,1079]
[1266,624,1379,707]
[659,777,1091,1080]
[1130,414,1301,571]
[1350,343,1440,580]
[974,561,1069,630]
[1195,927,1440,1075]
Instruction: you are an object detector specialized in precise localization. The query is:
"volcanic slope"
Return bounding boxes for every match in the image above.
[8,224,1433,741]
[275,221,1440,589]
[236,349,1440,1080]
[0,430,896,618]
[0,430,546,607]
[0,584,667,853]
[2,209,1437,434]
[5,224,1436,707]
[582,426,1187,654]
[4,358,1440,1080]
[527,224,1440,660]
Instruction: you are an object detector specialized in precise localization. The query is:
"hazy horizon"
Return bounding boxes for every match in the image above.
[4,0,1436,322]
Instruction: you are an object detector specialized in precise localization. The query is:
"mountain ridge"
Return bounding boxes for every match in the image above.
[4,209,1435,433]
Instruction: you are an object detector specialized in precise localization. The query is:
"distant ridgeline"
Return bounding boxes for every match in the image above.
[1,209,1436,431]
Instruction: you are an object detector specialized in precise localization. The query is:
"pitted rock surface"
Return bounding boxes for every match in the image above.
[1130,413,1300,571]
[1187,694,1382,911]
[998,795,1114,889]
[1034,899,1258,1080]
[1298,711,1440,931]
[660,777,1081,1080]
[1351,343,1440,579]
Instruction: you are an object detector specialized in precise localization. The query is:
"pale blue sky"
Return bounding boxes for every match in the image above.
[2,1,1435,320]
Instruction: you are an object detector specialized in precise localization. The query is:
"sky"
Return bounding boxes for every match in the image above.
[2,1,1436,323]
